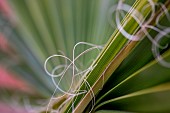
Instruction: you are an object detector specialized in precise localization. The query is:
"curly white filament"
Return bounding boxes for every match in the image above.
[109,0,170,68]
[152,28,170,68]
[44,42,103,112]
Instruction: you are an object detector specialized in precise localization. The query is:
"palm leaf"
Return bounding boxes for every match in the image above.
[0,0,170,113]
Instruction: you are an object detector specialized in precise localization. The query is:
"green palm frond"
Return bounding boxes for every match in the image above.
[0,0,170,113]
